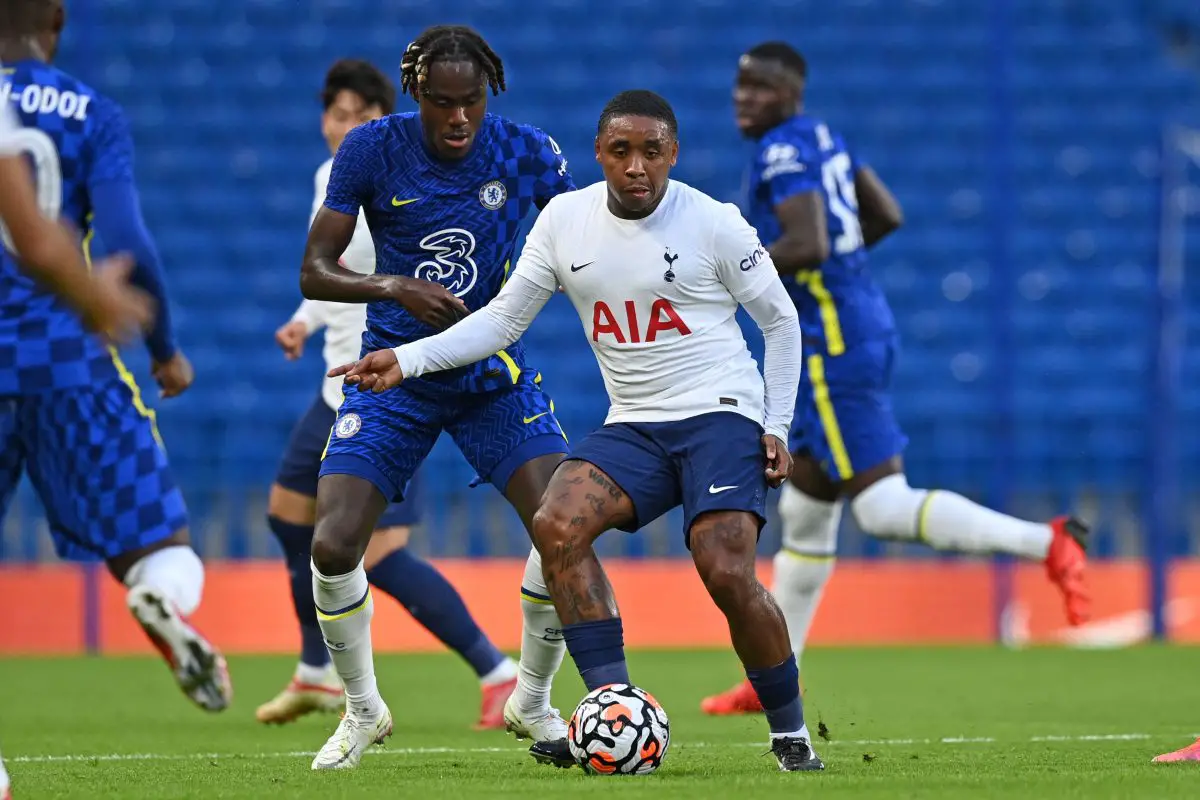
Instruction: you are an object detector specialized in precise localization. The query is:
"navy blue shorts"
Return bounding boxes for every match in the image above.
[276,392,420,528]
[790,336,909,481]
[0,379,188,561]
[568,411,768,547]
[320,372,567,503]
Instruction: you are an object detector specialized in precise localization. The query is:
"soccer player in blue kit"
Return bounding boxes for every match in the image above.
[704,41,1092,715]
[259,58,520,732]
[0,0,231,718]
[299,25,576,769]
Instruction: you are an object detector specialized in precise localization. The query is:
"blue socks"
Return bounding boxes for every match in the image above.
[563,617,630,691]
[267,516,329,669]
[746,654,805,735]
[367,547,507,679]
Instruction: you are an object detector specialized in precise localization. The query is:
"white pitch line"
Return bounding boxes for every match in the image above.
[8,732,1190,765]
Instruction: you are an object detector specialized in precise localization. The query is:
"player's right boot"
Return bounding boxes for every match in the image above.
[311,705,394,770]
[255,668,344,724]
[771,736,825,772]
[1044,516,1091,626]
[127,585,232,712]
[1152,737,1200,763]
[502,695,574,769]
[701,678,764,715]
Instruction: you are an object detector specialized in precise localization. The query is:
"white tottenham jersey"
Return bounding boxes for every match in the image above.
[394,180,802,443]
[290,158,377,409]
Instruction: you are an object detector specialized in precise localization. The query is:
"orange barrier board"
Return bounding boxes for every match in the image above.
[1,559,1197,655]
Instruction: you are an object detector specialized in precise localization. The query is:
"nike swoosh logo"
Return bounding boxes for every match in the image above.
[391,196,420,207]
[708,484,739,494]
[570,261,594,272]
[523,412,549,424]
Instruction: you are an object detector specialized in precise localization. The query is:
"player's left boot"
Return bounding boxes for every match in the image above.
[771,736,825,772]
[311,705,394,770]
[127,585,232,712]
[474,676,518,731]
[1044,516,1091,626]
[503,695,574,769]
[1153,737,1200,763]
[701,678,764,715]
[255,669,344,724]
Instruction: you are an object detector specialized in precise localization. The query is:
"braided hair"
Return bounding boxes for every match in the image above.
[399,25,505,102]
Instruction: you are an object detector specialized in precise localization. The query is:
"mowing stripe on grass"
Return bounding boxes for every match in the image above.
[8,732,1190,764]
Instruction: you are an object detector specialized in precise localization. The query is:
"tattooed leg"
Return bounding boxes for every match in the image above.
[531,460,635,625]
[532,460,637,692]
[690,510,810,740]
[689,511,790,669]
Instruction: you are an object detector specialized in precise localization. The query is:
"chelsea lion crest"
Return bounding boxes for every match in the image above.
[478,180,507,210]
[334,413,362,439]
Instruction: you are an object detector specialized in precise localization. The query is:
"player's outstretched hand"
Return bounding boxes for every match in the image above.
[153,351,194,399]
[762,434,793,488]
[275,320,308,360]
[388,275,469,329]
[328,348,405,393]
[85,255,156,344]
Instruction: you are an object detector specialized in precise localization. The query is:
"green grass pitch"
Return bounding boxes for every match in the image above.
[1,646,1196,798]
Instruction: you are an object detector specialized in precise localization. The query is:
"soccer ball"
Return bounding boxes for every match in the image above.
[567,683,670,775]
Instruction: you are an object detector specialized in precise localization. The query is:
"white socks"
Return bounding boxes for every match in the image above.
[312,559,381,718]
[123,545,205,615]
[514,547,565,716]
[851,474,1052,559]
[481,657,519,687]
[771,484,842,662]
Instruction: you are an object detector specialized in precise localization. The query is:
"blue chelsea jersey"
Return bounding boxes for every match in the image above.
[324,112,576,392]
[744,114,894,355]
[0,60,126,394]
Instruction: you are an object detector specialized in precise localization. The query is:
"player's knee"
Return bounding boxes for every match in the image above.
[268,483,316,526]
[778,484,841,555]
[690,512,759,610]
[531,502,588,561]
[363,526,410,570]
[850,473,925,539]
[310,524,363,576]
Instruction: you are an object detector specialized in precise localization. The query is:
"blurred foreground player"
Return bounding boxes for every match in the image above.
[337,90,826,773]
[1,37,152,800]
[259,58,518,729]
[300,26,576,769]
[703,41,1091,715]
[0,0,229,712]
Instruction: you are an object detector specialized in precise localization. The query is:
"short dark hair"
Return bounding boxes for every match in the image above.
[399,25,505,102]
[597,89,678,138]
[321,59,396,115]
[744,41,807,81]
[0,0,54,37]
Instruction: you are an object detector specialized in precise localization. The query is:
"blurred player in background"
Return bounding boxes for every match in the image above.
[1153,738,1200,763]
[259,58,518,729]
[0,0,230,714]
[300,26,576,769]
[337,89,826,773]
[703,41,1092,715]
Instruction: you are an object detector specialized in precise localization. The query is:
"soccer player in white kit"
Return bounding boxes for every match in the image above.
[259,59,519,729]
[333,89,825,773]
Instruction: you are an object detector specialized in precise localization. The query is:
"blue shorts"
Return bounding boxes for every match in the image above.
[791,336,908,481]
[568,411,768,547]
[0,380,188,561]
[276,392,420,528]
[320,372,567,503]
